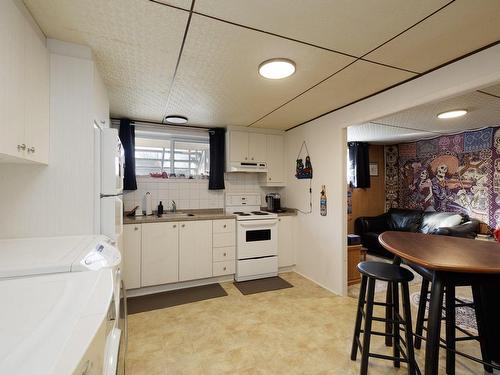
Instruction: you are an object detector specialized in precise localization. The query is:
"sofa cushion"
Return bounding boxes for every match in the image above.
[420,212,464,234]
[388,208,422,232]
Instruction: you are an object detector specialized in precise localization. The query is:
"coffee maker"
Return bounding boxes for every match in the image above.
[265,193,281,212]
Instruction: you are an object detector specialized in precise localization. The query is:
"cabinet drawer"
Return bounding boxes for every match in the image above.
[213,260,235,276]
[213,246,235,262]
[213,219,235,233]
[213,232,235,248]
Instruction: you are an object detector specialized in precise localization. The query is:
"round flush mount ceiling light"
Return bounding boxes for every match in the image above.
[437,109,468,119]
[258,58,296,79]
[164,115,188,124]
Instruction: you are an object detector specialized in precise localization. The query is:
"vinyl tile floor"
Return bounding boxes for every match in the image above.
[126,272,493,374]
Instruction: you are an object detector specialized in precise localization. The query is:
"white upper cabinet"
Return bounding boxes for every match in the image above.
[0,0,49,164]
[248,133,267,162]
[264,134,285,186]
[229,131,249,162]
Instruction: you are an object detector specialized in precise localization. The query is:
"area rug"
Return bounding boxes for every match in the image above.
[127,283,228,314]
[410,292,477,334]
[234,276,293,295]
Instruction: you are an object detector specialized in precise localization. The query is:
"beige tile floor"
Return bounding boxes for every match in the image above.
[126,272,492,374]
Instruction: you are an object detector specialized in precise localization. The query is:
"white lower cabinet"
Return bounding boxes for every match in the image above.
[123,219,236,290]
[278,216,296,268]
[122,224,142,289]
[179,220,213,281]
[141,222,179,287]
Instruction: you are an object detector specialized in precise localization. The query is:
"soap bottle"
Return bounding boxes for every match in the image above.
[320,185,327,216]
[157,201,164,216]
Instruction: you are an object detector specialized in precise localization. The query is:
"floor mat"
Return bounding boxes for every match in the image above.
[127,283,228,314]
[234,276,293,295]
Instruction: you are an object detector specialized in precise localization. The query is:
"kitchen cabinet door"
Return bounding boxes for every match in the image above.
[266,135,285,184]
[179,220,213,281]
[249,133,267,162]
[122,224,142,289]
[24,17,49,164]
[0,0,25,159]
[141,222,179,287]
[278,216,296,268]
[229,131,249,162]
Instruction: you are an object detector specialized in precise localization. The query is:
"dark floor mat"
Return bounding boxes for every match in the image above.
[127,283,228,315]
[234,276,293,295]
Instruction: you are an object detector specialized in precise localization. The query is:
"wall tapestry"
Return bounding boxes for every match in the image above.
[385,126,500,228]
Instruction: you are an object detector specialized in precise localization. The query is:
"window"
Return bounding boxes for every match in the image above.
[134,128,209,177]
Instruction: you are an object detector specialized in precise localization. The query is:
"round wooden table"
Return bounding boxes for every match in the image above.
[379,231,500,375]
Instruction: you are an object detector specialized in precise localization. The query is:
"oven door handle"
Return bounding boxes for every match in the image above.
[239,220,278,228]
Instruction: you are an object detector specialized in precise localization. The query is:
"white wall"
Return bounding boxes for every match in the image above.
[0,42,106,238]
[285,43,500,296]
[285,123,347,294]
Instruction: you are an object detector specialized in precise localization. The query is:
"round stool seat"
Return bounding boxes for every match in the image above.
[357,261,414,283]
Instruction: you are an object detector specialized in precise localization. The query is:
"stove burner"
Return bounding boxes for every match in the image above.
[233,212,250,216]
[251,211,269,215]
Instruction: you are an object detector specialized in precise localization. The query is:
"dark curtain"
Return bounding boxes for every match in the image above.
[348,142,370,188]
[208,128,225,190]
[118,118,137,190]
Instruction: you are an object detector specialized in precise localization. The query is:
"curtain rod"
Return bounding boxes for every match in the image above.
[110,117,212,131]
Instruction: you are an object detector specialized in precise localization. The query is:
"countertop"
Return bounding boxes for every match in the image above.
[124,208,297,225]
[124,209,236,225]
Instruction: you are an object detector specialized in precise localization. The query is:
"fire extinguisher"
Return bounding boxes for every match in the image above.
[320,185,327,216]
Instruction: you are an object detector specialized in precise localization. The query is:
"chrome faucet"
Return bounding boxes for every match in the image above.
[171,200,177,213]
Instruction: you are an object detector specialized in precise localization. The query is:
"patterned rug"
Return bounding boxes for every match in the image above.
[410,292,477,334]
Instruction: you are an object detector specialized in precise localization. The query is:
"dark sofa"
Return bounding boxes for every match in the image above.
[355,208,480,258]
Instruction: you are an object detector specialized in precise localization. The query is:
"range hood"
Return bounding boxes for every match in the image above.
[228,161,268,173]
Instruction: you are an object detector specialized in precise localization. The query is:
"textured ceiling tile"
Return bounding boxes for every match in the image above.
[164,14,355,126]
[480,83,500,98]
[24,0,188,121]
[365,0,500,73]
[251,60,415,130]
[374,91,500,134]
[194,0,450,57]
[348,123,434,143]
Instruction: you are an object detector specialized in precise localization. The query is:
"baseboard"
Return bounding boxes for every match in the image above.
[294,270,341,296]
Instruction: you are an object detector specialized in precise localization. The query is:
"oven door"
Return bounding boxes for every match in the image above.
[237,219,278,259]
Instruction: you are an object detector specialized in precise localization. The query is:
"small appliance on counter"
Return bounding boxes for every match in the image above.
[265,193,281,213]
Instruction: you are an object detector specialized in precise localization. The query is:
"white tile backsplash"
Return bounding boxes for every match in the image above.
[124,173,286,213]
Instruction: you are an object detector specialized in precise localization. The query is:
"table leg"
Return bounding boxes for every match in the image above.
[425,272,444,375]
[471,285,493,373]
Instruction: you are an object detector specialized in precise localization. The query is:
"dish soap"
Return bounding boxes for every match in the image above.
[320,185,327,216]
[157,201,164,216]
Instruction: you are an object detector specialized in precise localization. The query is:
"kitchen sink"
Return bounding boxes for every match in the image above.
[160,213,195,217]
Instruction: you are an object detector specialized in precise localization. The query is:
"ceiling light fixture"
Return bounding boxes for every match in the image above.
[437,109,467,119]
[164,115,188,124]
[258,58,296,79]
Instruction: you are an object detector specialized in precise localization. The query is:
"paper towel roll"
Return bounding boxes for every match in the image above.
[144,192,152,215]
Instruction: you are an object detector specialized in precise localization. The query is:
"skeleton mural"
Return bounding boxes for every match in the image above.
[390,127,499,228]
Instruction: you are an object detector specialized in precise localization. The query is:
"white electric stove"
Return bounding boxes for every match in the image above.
[226,193,279,281]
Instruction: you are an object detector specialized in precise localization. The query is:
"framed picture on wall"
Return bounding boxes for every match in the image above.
[369,162,379,176]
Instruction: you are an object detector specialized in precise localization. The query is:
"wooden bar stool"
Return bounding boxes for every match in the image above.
[412,267,494,375]
[351,261,418,375]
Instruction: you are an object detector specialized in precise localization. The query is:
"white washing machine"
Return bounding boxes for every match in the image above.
[0,235,126,375]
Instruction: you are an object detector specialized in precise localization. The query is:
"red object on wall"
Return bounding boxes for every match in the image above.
[493,228,500,243]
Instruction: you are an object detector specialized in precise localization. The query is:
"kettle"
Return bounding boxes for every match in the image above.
[265,193,281,212]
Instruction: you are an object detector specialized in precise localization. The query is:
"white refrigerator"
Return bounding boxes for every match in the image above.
[96,126,124,243]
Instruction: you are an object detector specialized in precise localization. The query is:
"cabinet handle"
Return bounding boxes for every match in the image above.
[244,157,247,160]
[181,224,185,228]
[173,224,177,228]
[251,157,254,160]
[134,227,138,231]
[278,219,281,222]
[17,144,26,151]
[223,266,227,271]
[223,224,227,228]
[223,252,227,256]
[269,177,271,181]
[27,146,35,153]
